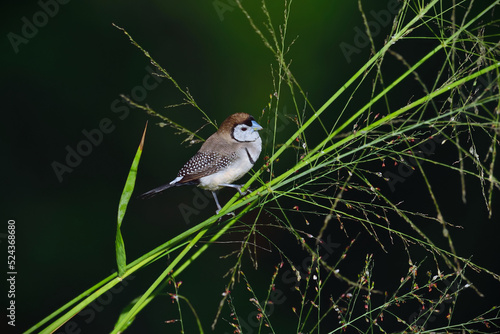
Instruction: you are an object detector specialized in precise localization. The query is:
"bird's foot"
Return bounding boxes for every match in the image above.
[215,209,235,221]
[220,183,250,196]
[236,185,252,196]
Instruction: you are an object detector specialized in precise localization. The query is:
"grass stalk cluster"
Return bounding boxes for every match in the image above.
[27,0,500,333]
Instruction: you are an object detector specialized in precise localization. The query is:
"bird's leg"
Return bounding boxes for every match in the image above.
[219,183,249,196]
[212,191,223,214]
[212,191,235,217]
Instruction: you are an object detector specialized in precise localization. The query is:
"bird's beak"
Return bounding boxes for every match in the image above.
[251,120,263,131]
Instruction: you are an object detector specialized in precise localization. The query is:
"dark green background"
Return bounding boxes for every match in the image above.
[2,1,499,333]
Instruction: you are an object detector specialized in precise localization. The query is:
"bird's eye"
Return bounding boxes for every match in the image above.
[241,127,248,131]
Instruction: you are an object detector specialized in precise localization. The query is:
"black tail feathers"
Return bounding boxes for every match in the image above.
[138,180,199,200]
[137,183,175,199]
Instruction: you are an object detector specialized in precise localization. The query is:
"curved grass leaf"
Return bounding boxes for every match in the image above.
[116,123,148,277]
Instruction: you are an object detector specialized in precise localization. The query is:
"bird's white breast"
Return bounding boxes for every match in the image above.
[198,137,262,191]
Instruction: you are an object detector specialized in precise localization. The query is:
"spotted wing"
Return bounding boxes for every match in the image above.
[176,151,235,184]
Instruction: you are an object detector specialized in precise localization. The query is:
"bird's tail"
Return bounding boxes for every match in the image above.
[137,183,175,199]
[138,179,199,199]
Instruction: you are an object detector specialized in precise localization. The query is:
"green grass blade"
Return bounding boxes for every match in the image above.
[111,226,210,333]
[34,276,126,334]
[23,273,116,334]
[113,295,155,333]
[115,229,127,277]
[116,123,147,277]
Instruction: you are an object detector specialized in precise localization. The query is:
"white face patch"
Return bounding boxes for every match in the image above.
[232,124,261,142]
